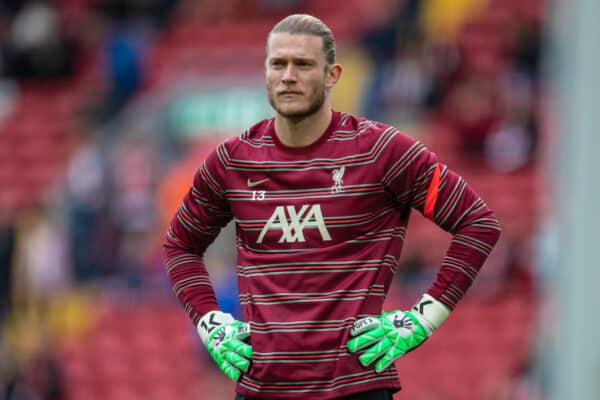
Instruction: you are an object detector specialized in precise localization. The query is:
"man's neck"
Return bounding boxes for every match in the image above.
[274,107,332,148]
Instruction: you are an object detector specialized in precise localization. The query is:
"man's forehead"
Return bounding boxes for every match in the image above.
[267,33,324,58]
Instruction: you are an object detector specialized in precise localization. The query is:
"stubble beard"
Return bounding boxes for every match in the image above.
[268,86,327,122]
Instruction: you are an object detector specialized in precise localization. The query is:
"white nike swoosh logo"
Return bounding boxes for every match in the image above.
[247,178,270,187]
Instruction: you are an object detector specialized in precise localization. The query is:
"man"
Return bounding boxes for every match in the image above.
[164,14,501,400]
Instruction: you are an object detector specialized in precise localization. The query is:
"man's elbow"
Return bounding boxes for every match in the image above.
[486,209,503,248]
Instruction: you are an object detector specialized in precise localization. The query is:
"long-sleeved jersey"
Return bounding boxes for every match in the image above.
[163,111,501,399]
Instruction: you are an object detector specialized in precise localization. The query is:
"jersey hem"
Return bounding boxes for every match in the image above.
[235,378,401,400]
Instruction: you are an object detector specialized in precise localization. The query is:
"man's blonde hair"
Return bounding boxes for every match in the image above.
[268,14,336,65]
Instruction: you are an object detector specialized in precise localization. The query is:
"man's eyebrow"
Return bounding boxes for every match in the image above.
[293,57,316,63]
[268,56,316,62]
[267,56,317,64]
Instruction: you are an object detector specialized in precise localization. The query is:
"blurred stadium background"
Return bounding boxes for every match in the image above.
[0,0,595,399]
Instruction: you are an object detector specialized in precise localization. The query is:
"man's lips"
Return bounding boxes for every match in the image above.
[279,91,302,96]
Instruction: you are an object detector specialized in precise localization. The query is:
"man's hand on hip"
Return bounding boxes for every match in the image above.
[198,310,252,381]
[347,310,432,373]
[347,294,449,373]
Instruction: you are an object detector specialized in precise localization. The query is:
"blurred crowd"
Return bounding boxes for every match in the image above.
[0,0,545,399]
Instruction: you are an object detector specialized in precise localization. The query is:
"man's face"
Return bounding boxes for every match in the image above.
[266,33,335,120]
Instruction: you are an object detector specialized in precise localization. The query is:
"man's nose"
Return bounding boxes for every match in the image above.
[282,65,297,83]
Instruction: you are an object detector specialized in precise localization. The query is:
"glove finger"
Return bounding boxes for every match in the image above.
[347,326,386,353]
[358,336,393,367]
[223,350,251,372]
[350,316,381,336]
[374,346,404,373]
[220,360,242,382]
[208,347,223,365]
[225,339,253,359]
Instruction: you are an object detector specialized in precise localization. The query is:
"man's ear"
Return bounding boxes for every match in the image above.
[326,63,342,89]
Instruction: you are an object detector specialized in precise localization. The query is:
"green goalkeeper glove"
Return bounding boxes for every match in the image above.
[347,294,449,373]
[197,310,252,381]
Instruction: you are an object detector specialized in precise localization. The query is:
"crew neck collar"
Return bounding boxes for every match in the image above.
[269,110,340,155]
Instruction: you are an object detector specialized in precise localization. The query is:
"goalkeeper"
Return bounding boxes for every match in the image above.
[164,13,501,400]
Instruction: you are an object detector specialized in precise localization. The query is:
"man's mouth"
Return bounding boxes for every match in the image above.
[279,91,302,96]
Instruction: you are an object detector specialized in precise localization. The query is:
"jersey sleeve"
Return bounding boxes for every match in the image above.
[382,132,502,310]
[163,143,233,324]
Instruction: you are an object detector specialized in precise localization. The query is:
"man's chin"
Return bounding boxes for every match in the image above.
[275,103,321,120]
[276,107,309,119]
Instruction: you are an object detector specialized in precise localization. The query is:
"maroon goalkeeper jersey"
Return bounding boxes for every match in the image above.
[163,111,501,399]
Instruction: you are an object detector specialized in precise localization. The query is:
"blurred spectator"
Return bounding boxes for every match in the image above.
[360,0,417,121]
[107,132,160,286]
[378,30,432,125]
[109,133,159,238]
[12,206,70,309]
[484,116,536,172]
[426,5,540,171]
[437,62,537,169]
[81,0,177,121]
[64,113,109,283]
[482,23,539,170]
[1,1,78,80]
[94,24,147,120]
[440,73,501,157]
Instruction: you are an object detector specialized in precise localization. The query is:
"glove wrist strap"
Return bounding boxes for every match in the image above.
[197,310,234,343]
[412,294,450,330]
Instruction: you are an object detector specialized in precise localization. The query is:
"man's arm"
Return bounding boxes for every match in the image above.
[163,145,233,324]
[409,156,502,310]
[163,144,252,381]
[348,134,501,371]
[384,135,502,309]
